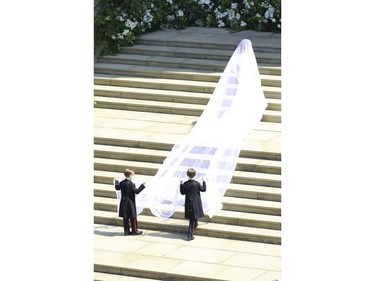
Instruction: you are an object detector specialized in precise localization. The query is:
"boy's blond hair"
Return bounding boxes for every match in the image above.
[187,168,196,178]
[124,169,134,178]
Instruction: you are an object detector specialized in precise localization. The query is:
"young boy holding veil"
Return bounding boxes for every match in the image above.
[114,169,146,236]
[180,168,207,241]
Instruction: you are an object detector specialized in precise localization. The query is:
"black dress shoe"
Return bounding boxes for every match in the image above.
[132,230,143,235]
[187,236,195,241]
[124,231,130,236]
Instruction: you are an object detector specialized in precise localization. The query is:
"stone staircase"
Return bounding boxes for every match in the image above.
[94,27,281,281]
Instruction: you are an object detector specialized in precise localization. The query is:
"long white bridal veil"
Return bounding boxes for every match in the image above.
[136,39,268,220]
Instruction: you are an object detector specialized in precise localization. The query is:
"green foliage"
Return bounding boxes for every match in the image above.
[94,0,281,57]
[94,0,136,56]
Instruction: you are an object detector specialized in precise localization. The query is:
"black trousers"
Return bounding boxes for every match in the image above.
[123,217,140,234]
[188,218,198,239]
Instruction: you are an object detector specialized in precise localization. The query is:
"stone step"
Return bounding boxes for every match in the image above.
[93,96,281,123]
[94,198,281,230]
[94,169,281,202]
[93,135,280,162]
[94,272,160,281]
[223,182,281,202]
[119,45,282,76]
[94,210,281,244]
[94,107,281,131]
[94,185,281,218]
[97,51,280,71]
[94,134,280,164]
[95,63,221,83]
[118,44,281,63]
[94,95,205,116]
[138,31,281,54]
[94,74,281,99]
[144,208,281,230]
[94,224,281,280]
[94,108,281,160]
[94,84,208,104]
[94,169,281,203]
[119,44,234,61]
[94,158,281,188]
[93,63,281,84]
[94,84,282,111]
[94,144,281,175]
[94,63,281,88]
[94,192,281,223]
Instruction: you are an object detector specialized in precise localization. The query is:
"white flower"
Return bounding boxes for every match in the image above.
[231,3,238,9]
[177,10,184,17]
[125,19,137,30]
[264,5,275,19]
[243,0,250,9]
[240,21,247,27]
[166,15,175,21]
[198,0,210,4]
[143,9,153,23]
[271,18,276,23]
[111,35,116,40]
[236,13,240,20]
[218,19,225,27]
[277,24,281,28]
[122,29,129,36]
[166,0,173,4]
[215,9,228,20]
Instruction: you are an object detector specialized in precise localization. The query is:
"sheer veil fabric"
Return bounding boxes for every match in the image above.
[133,39,267,220]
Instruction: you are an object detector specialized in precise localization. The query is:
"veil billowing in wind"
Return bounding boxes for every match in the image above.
[134,39,267,220]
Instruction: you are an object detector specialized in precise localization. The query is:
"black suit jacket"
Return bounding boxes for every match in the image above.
[115,179,145,218]
[180,179,206,219]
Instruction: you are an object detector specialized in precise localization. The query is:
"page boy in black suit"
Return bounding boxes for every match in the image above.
[115,169,146,236]
[180,168,207,241]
